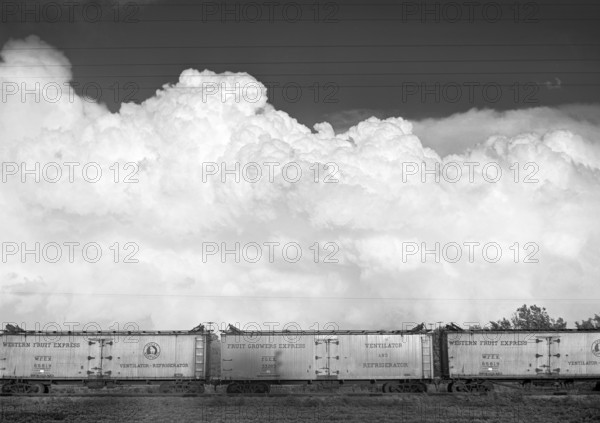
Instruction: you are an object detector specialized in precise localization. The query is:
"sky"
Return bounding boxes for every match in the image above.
[1,1,600,332]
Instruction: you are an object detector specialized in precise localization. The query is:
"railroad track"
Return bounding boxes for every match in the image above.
[1,392,416,398]
[2,391,599,398]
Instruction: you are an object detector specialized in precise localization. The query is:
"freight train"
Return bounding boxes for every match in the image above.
[1,324,600,394]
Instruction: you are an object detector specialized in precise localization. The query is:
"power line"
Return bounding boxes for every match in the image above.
[4,71,598,78]
[4,17,595,22]
[96,2,600,6]
[3,59,600,68]
[4,43,600,51]
[70,2,600,5]
[0,291,598,302]
[133,83,599,88]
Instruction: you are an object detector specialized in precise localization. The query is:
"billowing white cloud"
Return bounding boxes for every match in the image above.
[1,36,599,331]
[412,104,600,156]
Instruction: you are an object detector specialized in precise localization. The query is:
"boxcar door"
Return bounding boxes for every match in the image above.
[315,335,339,379]
[327,336,340,378]
[87,338,102,378]
[87,338,114,379]
[99,338,115,378]
[547,336,561,375]
[535,336,553,376]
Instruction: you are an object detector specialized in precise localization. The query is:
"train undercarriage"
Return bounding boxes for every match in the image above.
[4,378,600,395]
[222,379,429,394]
[1,378,206,394]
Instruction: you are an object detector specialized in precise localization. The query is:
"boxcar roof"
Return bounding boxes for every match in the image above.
[221,330,430,335]
[0,330,210,335]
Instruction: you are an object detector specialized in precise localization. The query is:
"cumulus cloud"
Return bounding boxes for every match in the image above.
[412,104,600,156]
[1,36,600,331]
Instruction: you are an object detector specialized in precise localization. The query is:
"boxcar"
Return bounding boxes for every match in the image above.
[443,330,600,391]
[221,330,434,393]
[0,329,210,393]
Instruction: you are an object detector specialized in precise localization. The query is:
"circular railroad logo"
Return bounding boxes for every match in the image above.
[591,339,600,357]
[144,342,161,360]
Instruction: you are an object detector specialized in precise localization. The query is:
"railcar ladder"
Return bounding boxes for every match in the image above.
[421,335,432,379]
[194,337,205,379]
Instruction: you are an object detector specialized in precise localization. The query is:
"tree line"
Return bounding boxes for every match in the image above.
[485,304,600,330]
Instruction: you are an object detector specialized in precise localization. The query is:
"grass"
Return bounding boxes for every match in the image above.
[1,392,600,422]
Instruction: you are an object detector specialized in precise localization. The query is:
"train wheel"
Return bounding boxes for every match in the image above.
[451,381,468,392]
[412,382,427,393]
[446,382,454,392]
[176,382,200,393]
[30,383,46,394]
[382,383,390,393]
[226,383,244,394]
[387,383,399,393]
[9,383,34,394]
[252,383,269,394]
[173,383,188,393]
[477,381,494,393]
[390,383,409,393]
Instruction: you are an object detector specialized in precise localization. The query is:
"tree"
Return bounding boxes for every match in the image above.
[488,318,511,330]
[489,304,567,330]
[575,314,600,329]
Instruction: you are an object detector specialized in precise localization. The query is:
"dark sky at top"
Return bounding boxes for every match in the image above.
[1,0,599,130]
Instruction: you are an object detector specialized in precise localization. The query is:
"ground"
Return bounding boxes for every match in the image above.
[1,392,600,423]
